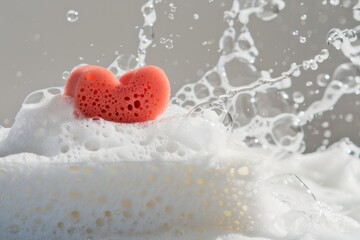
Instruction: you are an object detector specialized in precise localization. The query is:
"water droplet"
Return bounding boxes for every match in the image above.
[290,63,301,77]
[344,29,358,42]
[62,71,70,81]
[169,2,177,12]
[306,81,313,87]
[300,14,307,21]
[255,0,286,21]
[319,49,330,60]
[307,59,319,70]
[322,121,329,128]
[292,30,299,36]
[329,0,340,6]
[327,28,343,49]
[302,60,310,70]
[300,36,307,43]
[316,73,331,87]
[324,130,332,138]
[345,114,353,122]
[165,39,174,49]
[67,10,79,22]
[292,91,305,103]
[333,62,360,92]
[193,13,199,20]
[168,13,175,20]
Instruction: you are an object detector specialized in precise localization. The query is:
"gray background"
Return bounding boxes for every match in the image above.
[0,0,359,152]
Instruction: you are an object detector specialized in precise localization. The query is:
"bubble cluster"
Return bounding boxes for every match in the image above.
[0,92,264,238]
[170,2,336,152]
[174,46,329,151]
[327,28,357,50]
[23,87,63,105]
[340,25,360,64]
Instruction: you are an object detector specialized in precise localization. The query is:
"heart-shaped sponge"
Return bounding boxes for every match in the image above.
[64,65,170,123]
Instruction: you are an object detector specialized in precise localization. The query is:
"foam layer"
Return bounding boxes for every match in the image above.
[0,93,360,239]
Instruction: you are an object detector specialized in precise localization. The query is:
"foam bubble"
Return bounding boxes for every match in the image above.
[0,92,258,238]
[0,91,359,239]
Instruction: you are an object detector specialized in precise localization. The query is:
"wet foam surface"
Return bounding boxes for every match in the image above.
[0,93,360,239]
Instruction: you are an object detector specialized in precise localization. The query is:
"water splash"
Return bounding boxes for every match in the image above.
[137,0,157,66]
[108,0,156,77]
[63,0,358,154]
[317,20,360,153]
[259,174,320,238]
[353,0,360,21]
[327,28,357,50]
[171,0,360,153]
[181,41,329,151]
[338,25,360,65]
[337,138,360,158]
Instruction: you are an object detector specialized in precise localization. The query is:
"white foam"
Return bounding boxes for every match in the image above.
[0,93,256,239]
[0,93,360,239]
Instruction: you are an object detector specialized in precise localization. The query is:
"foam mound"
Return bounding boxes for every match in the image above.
[0,89,360,239]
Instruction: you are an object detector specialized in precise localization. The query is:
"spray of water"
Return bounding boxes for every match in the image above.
[108,0,157,77]
[169,0,359,154]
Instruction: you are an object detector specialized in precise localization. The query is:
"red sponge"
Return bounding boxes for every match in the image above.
[64,65,170,123]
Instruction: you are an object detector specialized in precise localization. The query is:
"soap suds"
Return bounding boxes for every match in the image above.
[0,92,359,239]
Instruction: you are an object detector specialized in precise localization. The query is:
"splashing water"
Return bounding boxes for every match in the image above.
[163,0,360,154]
[170,0,339,153]
[108,0,156,77]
